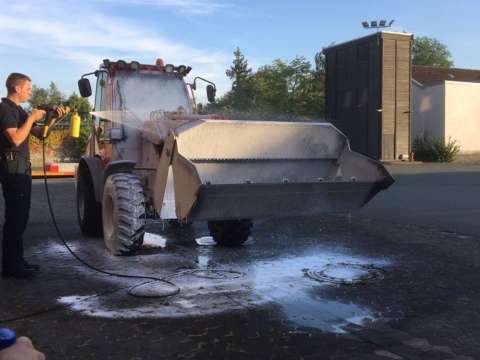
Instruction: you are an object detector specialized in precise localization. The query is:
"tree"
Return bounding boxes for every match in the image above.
[225,47,254,110]
[211,48,325,120]
[29,82,65,109]
[250,56,324,119]
[65,93,92,116]
[226,47,252,89]
[252,59,290,116]
[314,51,326,75]
[412,36,454,68]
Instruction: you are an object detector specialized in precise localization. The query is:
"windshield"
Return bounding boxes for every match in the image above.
[113,72,191,115]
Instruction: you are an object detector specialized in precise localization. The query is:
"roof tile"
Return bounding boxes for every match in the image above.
[412,65,480,86]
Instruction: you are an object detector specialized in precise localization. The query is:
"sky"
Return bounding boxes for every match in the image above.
[0,0,478,101]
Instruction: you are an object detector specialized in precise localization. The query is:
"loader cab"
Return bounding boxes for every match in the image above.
[79,59,217,115]
[94,71,109,141]
[78,59,217,162]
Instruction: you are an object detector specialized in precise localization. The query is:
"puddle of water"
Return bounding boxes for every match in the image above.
[439,231,474,240]
[197,255,209,268]
[305,263,385,285]
[36,238,79,255]
[128,281,179,298]
[143,233,167,248]
[187,269,244,280]
[323,266,368,281]
[282,297,376,334]
[57,240,390,334]
[58,278,255,319]
[253,253,389,333]
[195,236,216,246]
[457,234,473,240]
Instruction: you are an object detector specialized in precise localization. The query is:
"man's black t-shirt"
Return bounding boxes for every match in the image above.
[0,97,30,159]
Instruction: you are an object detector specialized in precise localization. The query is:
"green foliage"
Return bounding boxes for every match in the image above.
[314,52,326,74]
[224,47,254,110]
[226,47,252,87]
[212,49,325,121]
[253,57,321,117]
[60,93,93,160]
[29,129,70,148]
[413,135,460,162]
[29,82,65,110]
[412,36,454,68]
[65,93,92,116]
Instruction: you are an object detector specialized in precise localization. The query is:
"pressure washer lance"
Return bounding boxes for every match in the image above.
[0,328,16,351]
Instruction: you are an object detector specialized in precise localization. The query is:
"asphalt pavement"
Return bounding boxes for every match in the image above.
[0,163,479,359]
[360,163,480,236]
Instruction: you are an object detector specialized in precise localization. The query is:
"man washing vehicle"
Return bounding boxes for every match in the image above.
[0,73,66,278]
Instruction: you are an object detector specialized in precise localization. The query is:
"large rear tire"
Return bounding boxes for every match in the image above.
[102,173,145,255]
[77,165,103,237]
[208,219,253,246]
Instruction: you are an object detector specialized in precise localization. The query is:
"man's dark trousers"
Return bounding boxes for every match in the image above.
[1,163,32,270]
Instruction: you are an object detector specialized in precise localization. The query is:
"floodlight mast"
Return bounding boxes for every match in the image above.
[362,19,395,45]
[362,19,395,31]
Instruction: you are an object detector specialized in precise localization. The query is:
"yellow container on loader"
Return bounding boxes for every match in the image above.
[69,112,81,138]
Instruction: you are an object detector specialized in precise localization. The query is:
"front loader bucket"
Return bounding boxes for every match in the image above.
[154,120,393,221]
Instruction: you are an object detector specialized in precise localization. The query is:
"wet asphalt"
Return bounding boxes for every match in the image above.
[0,163,480,359]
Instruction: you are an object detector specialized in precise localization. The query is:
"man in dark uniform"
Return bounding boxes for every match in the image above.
[0,73,64,278]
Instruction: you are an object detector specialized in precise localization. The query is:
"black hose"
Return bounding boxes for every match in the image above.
[40,140,180,297]
[0,135,243,324]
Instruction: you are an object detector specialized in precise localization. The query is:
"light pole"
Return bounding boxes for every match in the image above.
[362,20,395,45]
[362,20,394,31]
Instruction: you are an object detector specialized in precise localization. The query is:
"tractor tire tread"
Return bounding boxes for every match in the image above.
[102,173,145,255]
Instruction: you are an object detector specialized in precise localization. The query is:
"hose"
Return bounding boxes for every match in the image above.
[0,125,243,324]
[40,140,243,295]
[40,140,181,298]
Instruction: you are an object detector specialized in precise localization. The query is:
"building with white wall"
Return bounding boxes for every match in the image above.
[412,66,480,154]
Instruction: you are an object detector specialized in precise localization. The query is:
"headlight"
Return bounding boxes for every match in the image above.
[116,60,127,69]
[176,65,186,74]
[130,61,140,70]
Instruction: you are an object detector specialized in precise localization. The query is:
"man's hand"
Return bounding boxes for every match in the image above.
[51,105,68,120]
[31,109,46,123]
[44,106,69,132]
[0,337,45,360]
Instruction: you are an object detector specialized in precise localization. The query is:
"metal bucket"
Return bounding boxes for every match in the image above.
[153,120,394,220]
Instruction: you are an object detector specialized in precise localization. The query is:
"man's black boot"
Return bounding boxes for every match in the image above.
[23,259,40,271]
[2,263,37,278]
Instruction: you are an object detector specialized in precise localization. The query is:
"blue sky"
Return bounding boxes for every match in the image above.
[0,0,478,100]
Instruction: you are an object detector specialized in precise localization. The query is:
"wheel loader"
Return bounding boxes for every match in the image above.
[76,58,394,255]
